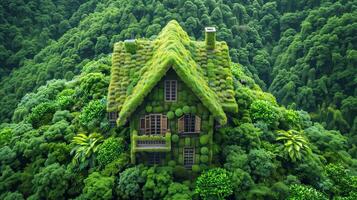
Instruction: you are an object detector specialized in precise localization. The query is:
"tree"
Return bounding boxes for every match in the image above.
[76,172,114,200]
[276,130,311,162]
[97,137,125,168]
[70,133,104,169]
[116,166,146,200]
[31,163,69,200]
[195,168,233,200]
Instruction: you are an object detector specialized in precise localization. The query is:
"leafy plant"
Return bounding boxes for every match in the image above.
[277,130,311,162]
[195,168,233,200]
[70,133,104,169]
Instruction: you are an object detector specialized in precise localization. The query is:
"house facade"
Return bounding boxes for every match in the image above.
[107,20,238,170]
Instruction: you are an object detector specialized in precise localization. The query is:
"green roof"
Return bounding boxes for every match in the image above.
[107,20,237,126]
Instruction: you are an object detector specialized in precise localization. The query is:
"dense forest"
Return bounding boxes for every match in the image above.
[0,0,356,199]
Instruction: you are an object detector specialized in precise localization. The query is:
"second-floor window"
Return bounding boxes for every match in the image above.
[178,114,201,134]
[140,114,167,135]
[164,80,177,101]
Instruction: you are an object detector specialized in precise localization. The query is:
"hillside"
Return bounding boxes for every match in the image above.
[0,0,356,199]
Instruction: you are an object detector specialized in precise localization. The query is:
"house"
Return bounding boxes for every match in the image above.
[107,20,238,170]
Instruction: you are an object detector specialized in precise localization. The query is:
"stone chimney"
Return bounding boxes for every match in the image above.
[205,27,216,50]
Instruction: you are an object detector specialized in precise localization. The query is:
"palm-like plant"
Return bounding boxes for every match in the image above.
[70,133,104,169]
[276,130,311,162]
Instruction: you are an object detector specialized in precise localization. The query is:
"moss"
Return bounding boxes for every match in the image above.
[200,147,209,155]
[168,160,176,167]
[195,154,200,164]
[200,155,209,163]
[183,106,191,114]
[167,111,175,120]
[190,106,197,114]
[171,134,179,143]
[145,105,152,113]
[192,164,201,173]
[109,20,238,126]
[200,135,209,145]
[175,108,183,117]
[184,137,191,146]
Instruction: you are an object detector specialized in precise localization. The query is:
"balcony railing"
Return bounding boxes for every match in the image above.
[132,132,171,152]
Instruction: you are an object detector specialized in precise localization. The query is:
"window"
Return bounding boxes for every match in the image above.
[108,112,118,128]
[148,152,165,165]
[139,114,167,135]
[164,80,177,101]
[183,148,195,168]
[178,115,201,134]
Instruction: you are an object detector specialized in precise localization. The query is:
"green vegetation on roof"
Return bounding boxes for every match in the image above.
[107,20,238,126]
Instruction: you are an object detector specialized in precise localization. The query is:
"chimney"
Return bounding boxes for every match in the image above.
[124,39,137,54]
[205,27,216,50]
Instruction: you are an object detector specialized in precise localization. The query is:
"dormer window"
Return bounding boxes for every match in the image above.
[164,80,177,102]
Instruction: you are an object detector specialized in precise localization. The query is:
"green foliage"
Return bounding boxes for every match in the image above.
[116,166,145,200]
[27,102,58,128]
[31,163,69,200]
[277,130,311,162]
[167,111,175,120]
[79,100,105,127]
[325,164,357,197]
[250,100,280,127]
[200,134,209,145]
[195,168,233,200]
[142,167,173,199]
[77,172,114,200]
[175,108,183,117]
[164,182,192,200]
[288,184,328,200]
[71,133,104,169]
[200,147,209,155]
[182,106,191,114]
[97,137,124,168]
[171,134,179,143]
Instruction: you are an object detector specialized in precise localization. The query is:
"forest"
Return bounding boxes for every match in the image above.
[0,0,356,199]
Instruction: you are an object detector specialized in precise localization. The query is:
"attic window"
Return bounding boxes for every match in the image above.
[164,80,177,102]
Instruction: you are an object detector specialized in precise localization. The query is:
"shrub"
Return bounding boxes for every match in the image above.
[250,100,280,126]
[171,134,179,143]
[192,165,201,173]
[200,147,209,155]
[78,172,115,200]
[27,102,57,128]
[288,184,327,200]
[167,111,175,120]
[184,137,191,146]
[195,168,233,200]
[183,106,191,114]
[175,108,183,117]
[200,135,209,145]
[79,100,105,126]
[173,166,190,181]
[168,160,176,167]
[97,137,125,168]
[200,155,209,163]
[145,106,153,113]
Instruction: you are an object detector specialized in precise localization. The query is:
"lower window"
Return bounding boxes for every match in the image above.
[148,152,165,165]
[183,147,195,168]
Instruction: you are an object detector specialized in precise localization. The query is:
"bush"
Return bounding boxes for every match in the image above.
[145,106,152,113]
[195,168,233,200]
[250,100,280,126]
[171,134,179,143]
[168,160,176,167]
[200,135,209,145]
[173,166,190,181]
[288,184,327,200]
[175,108,183,117]
[184,137,191,146]
[78,172,114,200]
[97,137,125,168]
[167,111,175,120]
[79,100,105,126]
[200,155,209,163]
[183,106,190,114]
[192,165,201,173]
[200,147,209,155]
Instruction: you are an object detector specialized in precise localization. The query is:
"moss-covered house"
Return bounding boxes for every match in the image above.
[107,20,238,170]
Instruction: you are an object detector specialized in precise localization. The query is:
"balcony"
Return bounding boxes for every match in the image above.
[132,132,171,152]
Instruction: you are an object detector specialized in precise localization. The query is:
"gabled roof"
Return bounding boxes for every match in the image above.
[107,20,237,126]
